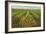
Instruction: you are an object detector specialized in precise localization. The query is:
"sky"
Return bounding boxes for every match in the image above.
[12,5,41,9]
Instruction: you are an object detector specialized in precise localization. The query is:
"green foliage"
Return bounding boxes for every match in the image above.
[12,9,41,28]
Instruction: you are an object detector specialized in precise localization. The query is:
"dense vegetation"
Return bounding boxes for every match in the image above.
[12,9,41,28]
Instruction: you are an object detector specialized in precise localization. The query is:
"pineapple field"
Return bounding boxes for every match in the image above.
[12,9,41,28]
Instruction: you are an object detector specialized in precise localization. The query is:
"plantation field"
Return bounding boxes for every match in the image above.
[11,9,41,28]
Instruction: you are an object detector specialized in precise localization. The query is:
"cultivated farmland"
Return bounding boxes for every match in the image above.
[12,9,41,28]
